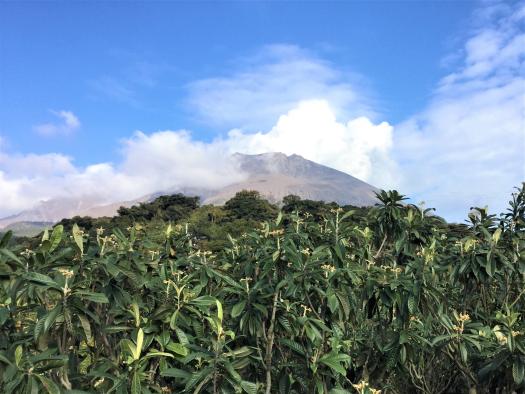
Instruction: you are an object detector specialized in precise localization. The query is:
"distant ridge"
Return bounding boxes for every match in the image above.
[0,196,143,229]
[1,221,53,237]
[0,152,379,230]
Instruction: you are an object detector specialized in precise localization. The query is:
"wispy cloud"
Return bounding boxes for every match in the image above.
[186,44,376,131]
[33,110,80,136]
[89,60,170,107]
[89,76,139,106]
[394,0,525,218]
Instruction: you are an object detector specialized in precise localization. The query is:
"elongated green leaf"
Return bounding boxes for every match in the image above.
[134,328,144,360]
[216,299,223,323]
[74,291,109,304]
[231,300,246,318]
[143,351,174,359]
[131,371,141,394]
[121,339,136,359]
[513,359,524,384]
[319,353,350,376]
[222,346,252,358]
[280,338,305,356]
[161,368,191,379]
[44,304,62,333]
[130,302,140,327]
[166,342,188,356]
[190,296,217,307]
[72,223,84,255]
[459,342,468,363]
[49,225,63,253]
[36,375,60,394]
[14,345,22,367]
[0,231,12,249]
[0,248,23,266]
[327,292,338,314]
[0,352,13,366]
[175,327,189,346]
[400,344,407,364]
[24,272,61,289]
[78,314,92,344]
[240,381,257,394]
[328,389,352,394]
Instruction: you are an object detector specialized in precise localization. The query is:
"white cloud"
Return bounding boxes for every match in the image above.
[0,130,247,217]
[225,100,396,187]
[187,44,375,131]
[89,59,169,107]
[118,130,247,192]
[34,110,81,136]
[394,1,525,220]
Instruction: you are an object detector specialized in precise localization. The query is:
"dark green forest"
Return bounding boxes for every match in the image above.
[1,185,524,393]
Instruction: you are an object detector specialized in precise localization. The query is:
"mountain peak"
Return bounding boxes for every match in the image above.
[206,152,378,206]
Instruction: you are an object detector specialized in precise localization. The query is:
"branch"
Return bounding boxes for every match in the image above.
[374,234,388,260]
[265,290,280,394]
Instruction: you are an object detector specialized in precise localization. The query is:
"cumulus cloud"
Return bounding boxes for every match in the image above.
[394,1,525,220]
[226,100,396,187]
[33,110,81,136]
[118,130,246,193]
[0,131,246,217]
[187,44,375,131]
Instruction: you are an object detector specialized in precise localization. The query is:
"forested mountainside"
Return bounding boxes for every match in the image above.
[0,185,524,393]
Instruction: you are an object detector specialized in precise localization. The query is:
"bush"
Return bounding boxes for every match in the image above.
[0,185,524,393]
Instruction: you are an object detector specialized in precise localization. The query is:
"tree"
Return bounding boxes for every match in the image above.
[223,190,278,221]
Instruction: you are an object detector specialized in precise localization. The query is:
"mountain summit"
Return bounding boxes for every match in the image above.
[203,152,378,206]
[0,152,378,229]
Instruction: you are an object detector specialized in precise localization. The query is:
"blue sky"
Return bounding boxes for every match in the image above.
[0,1,474,162]
[0,1,524,221]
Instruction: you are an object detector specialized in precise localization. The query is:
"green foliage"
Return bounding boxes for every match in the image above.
[223,190,278,221]
[0,184,524,393]
[117,194,200,222]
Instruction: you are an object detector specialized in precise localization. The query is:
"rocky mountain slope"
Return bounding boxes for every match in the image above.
[203,153,378,206]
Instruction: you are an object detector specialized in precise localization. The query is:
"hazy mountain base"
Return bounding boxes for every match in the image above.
[0,221,53,237]
[1,185,524,393]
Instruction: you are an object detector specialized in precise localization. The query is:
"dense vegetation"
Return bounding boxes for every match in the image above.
[0,185,524,393]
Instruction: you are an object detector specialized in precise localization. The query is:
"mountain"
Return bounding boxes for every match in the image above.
[203,153,379,206]
[0,153,379,230]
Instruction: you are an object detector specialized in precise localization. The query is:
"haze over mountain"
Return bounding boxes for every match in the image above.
[0,152,378,229]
